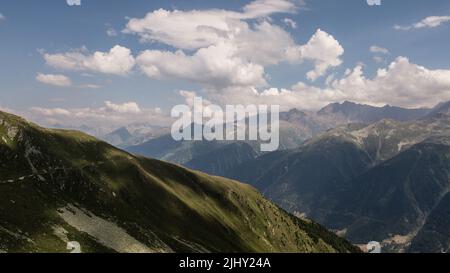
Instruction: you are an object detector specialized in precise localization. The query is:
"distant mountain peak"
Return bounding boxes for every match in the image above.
[424,100,450,119]
[280,108,308,121]
[102,126,133,146]
[287,108,303,114]
[317,101,430,123]
[342,100,357,105]
[112,127,132,138]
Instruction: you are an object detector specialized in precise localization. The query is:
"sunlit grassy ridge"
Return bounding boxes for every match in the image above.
[0,111,359,253]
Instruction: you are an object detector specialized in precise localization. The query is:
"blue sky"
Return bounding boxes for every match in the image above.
[1,0,450,129]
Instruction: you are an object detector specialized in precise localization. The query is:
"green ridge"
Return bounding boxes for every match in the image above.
[0,111,359,253]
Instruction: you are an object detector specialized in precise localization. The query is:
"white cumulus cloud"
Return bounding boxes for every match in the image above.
[28,101,171,132]
[66,0,81,6]
[104,101,141,114]
[124,0,300,50]
[126,1,342,88]
[299,29,344,81]
[106,28,118,37]
[395,15,450,30]
[331,57,450,108]
[36,73,72,87]
[43,45,135,76]
[208,57,450,110]
[31,107,72,116]
[370,45,389,54]
[242,0,299,18]
[283,18,297,29]
[137,43,267,88]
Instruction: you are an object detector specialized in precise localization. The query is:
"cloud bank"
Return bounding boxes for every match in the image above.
[126,0,344,87]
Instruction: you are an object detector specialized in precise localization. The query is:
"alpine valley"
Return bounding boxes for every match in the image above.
[123,101,450,253]
[0,110,358,253]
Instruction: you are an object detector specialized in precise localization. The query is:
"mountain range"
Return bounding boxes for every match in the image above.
[124,101,433,178]
[7,100,446,253]
[317,101,430,124]
[0,110,357,253]
[228,103,450,253]
[122,101,449,253]
[101,124,169,148]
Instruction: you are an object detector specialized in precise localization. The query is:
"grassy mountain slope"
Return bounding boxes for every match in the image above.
[0,111,358,253]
